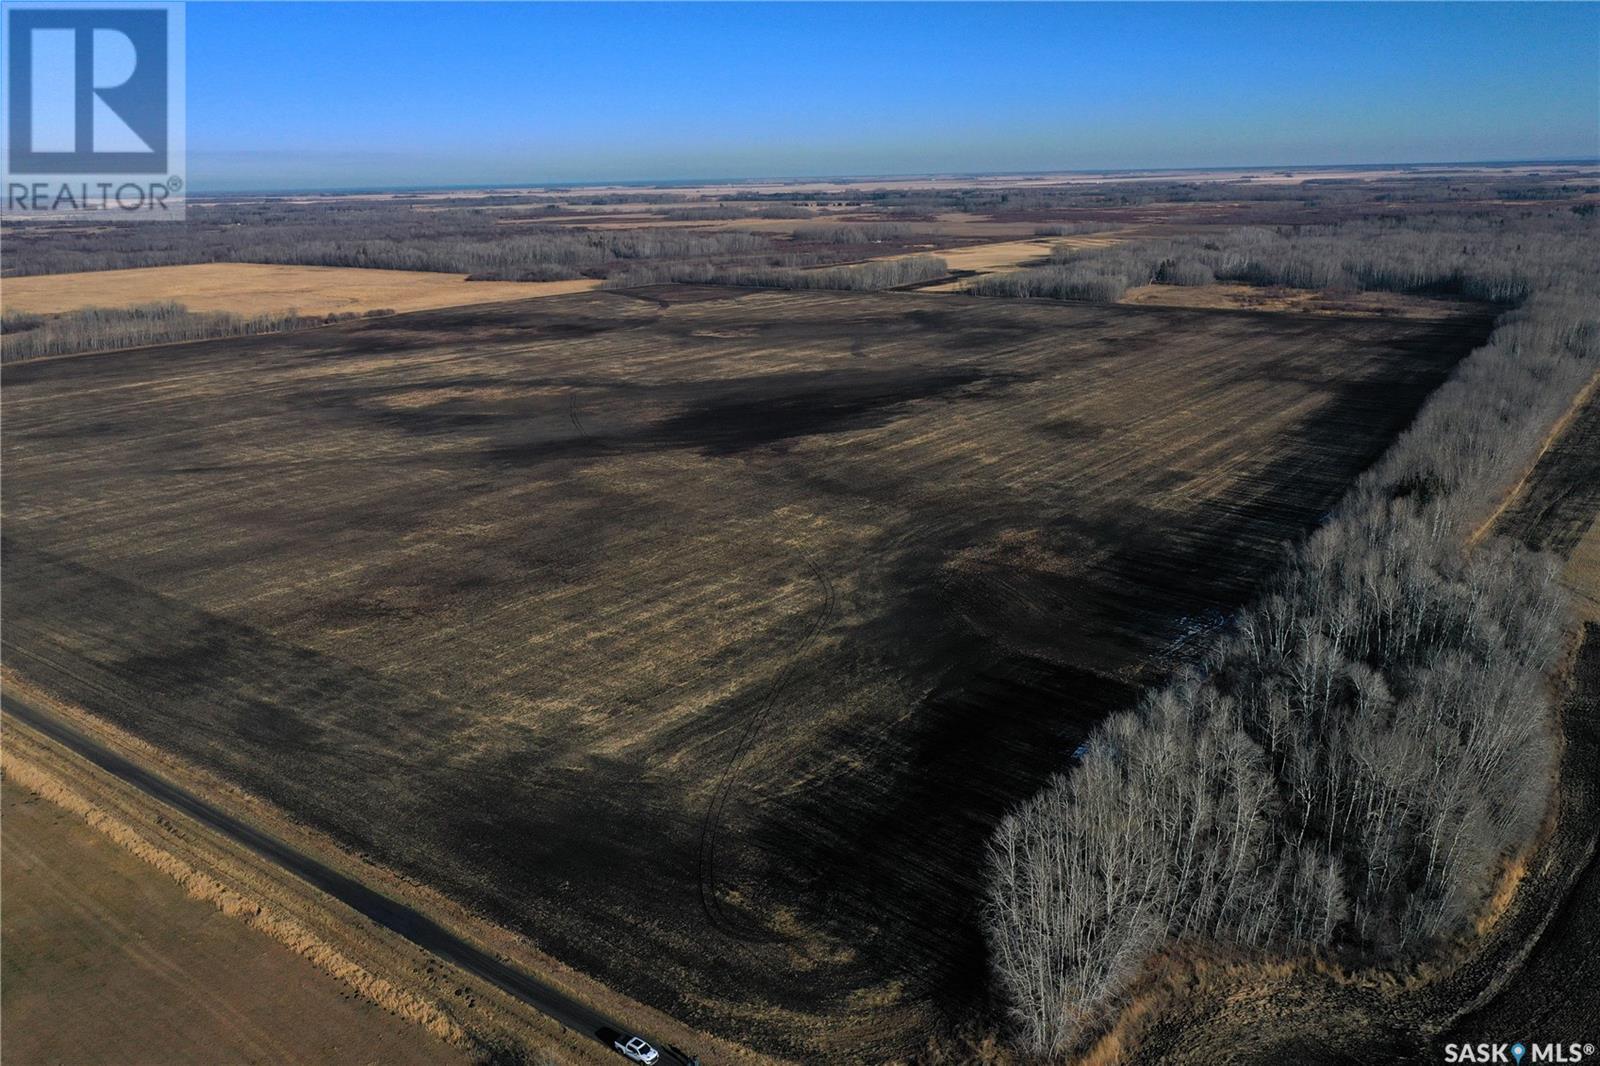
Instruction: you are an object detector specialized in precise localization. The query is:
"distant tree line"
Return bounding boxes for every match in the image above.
[659,205,753,221]
[986,213,1599,1056]
[970,211,1596,306]
[718,173,1595,217]
[10,175,1585,285]
[0,301,383,361]
[3,196,946,282]
[1,201,795,280]
[652,200,813,220]
[790,222,920,244]
[751,204,816,219]
[603,255,947,292]
[969,264,1132,302]
[1033,222,1122,237]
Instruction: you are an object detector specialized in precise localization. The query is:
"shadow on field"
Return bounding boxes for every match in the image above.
[0,289,1499,1059]
[752,652,1138,1021]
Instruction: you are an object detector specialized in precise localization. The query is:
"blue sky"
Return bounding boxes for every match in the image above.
[187,2,1600,191]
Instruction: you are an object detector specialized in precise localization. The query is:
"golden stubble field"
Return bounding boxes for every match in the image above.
[0,774,467,1066]
[1,286,1493,1059]
[1,262,599,318]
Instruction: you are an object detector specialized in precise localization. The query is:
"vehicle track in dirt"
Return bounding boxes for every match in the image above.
[695,552,837,942]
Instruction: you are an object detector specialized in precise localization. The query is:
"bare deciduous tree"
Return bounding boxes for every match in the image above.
[987,211,1597,1056]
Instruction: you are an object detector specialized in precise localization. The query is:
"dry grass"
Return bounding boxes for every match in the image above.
[1,744,475,1059]
[1068,941,1452,1066]
[1474,852,1536,938]
[870,234,1129,292]
[1121,282,1474,319]
[911,239,1052,285]
[937,238,1106,273]
[1,262,599,318]
[1566,520,1600,623]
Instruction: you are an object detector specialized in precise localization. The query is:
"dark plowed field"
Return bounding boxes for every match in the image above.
[1,287,1492,1058]
[1498,387,1600,556]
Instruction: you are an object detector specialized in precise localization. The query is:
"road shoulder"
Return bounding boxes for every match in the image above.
[0,673,763,1065]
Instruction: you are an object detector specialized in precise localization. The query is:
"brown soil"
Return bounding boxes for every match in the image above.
[1,287,1492,1060]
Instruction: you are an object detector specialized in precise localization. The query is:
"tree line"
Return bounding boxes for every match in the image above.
[1034,222,1122,237]
[0,302,385,361]
[2,200,790,280]
[969,210,1596,306]
[986,211,1599,1056]
[2,198,943,282]
[603,255,947,292]
[712,173,1594,218]
[790,222,920,244]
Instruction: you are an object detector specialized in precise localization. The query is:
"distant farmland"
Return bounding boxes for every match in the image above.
[0,262,599,318]
[1,287,1491,1059]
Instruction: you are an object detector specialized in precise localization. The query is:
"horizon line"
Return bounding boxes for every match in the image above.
[186,156,1600,199]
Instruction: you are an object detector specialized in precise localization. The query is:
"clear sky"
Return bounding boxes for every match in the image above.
[187,2,1600,191]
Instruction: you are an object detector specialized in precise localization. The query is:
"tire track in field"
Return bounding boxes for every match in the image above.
[695,551,836,942]
[568,390,590,440]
